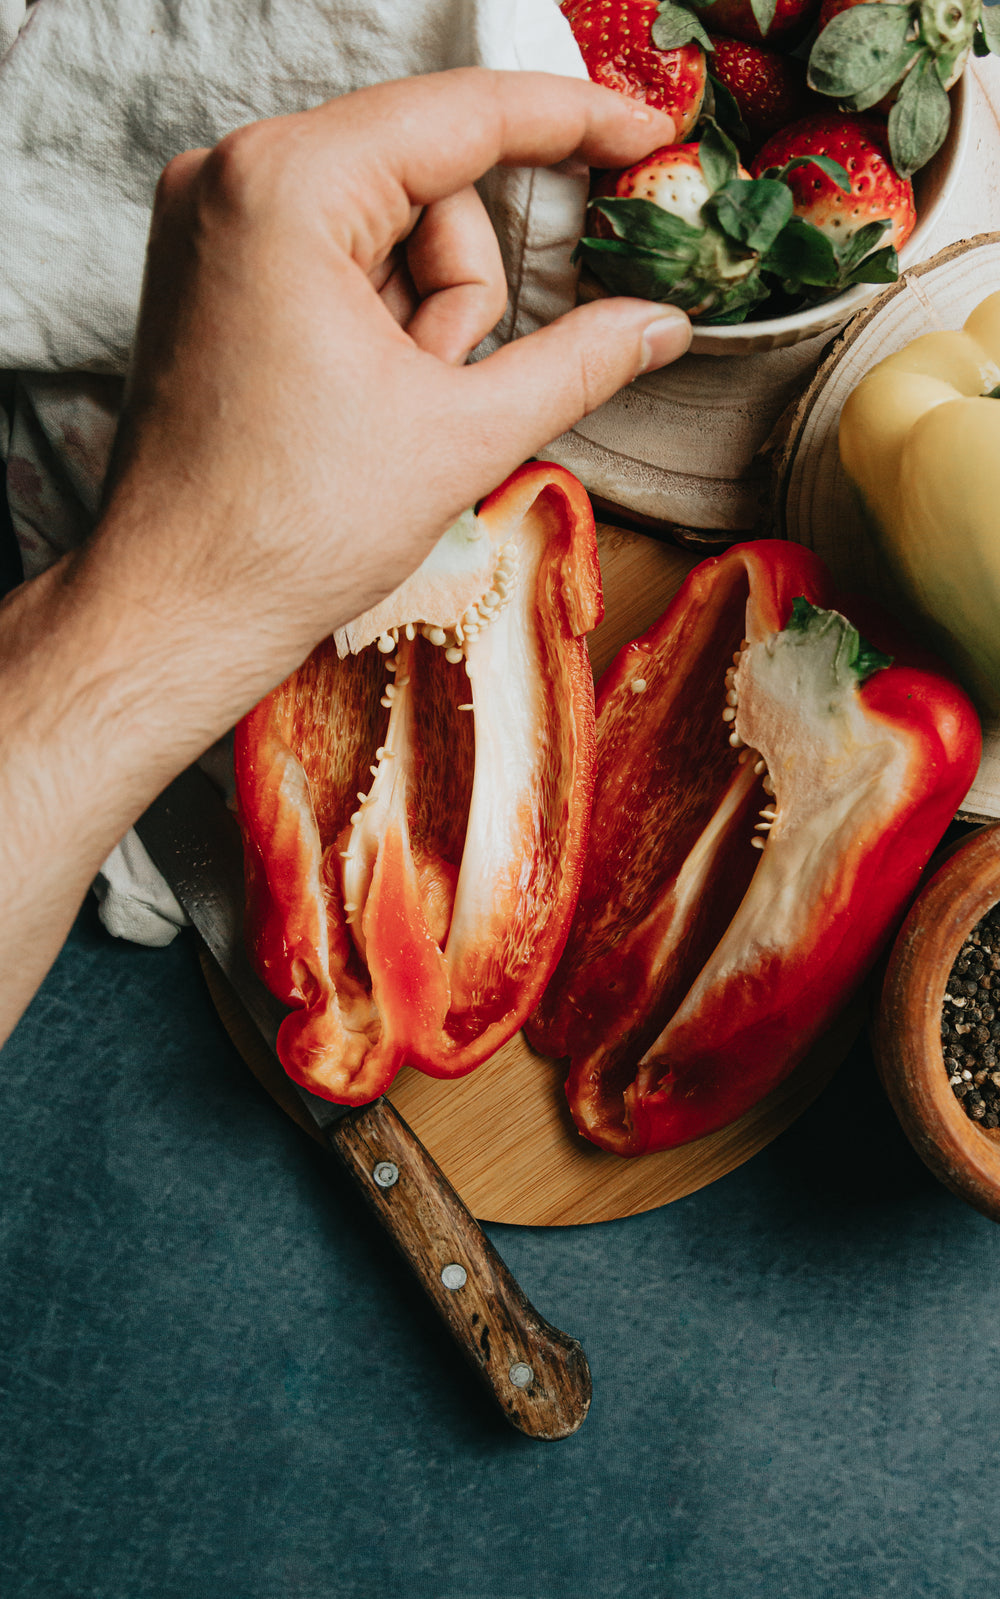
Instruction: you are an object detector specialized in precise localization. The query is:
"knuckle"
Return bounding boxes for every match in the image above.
[574,343,604,419]
[154,149,200,211]
[197,122,293,217]
[201,124,266,201]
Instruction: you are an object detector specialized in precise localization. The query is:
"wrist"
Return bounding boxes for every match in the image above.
[0,550,230,857]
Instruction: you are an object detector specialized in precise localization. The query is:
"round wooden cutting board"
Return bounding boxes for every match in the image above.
[204,520,863,1226]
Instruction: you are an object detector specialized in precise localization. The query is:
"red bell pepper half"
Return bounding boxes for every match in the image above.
[234,462,601,1106]
[527,540,982,1156]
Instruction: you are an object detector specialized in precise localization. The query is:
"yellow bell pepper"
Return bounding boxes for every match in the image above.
[839,290,1000,715]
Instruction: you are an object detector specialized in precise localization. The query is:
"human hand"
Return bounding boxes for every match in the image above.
[90,68,691,722]
[0,66,694,1043]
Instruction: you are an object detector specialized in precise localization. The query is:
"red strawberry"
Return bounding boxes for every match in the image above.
[582,140,767,318]
[751,112,916,251]
[818,0,869,25]
[601,140,752,218]
[562,0,708,138]
[575,120,907,323]
[691,0,820,45]
[709,35,818,145]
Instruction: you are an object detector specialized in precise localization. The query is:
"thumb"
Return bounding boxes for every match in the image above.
[453,297,691,483]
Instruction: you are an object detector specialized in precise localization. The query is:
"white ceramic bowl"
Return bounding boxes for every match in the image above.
[688,73,972,357]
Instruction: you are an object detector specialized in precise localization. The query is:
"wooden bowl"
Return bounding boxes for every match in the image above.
[689,73,971,356]
[876,824,1000,1221]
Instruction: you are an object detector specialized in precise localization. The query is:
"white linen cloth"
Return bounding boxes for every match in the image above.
[0,0,588,944]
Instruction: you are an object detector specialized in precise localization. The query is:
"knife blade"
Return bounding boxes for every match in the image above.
[134,763,591,1440]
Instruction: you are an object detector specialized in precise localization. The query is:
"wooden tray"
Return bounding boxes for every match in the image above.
[204,522,863,1226]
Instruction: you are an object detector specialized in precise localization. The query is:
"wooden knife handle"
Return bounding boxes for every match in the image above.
[325,1097,592,1440]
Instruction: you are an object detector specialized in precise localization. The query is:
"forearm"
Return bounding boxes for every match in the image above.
[0,549,248,1043]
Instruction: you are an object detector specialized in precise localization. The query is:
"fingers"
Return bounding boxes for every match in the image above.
[403,186,508,363]
[172,71,674,300]
[305,70,675,237]
[374,255,420,328]
[434,298,692,500]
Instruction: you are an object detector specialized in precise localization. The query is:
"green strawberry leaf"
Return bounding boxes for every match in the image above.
[807,3,919,106]
[749,0,778,36]
[985,383,1000,397]
[760,212,899,302]
[574,238,693,300]
[707,177,793,254]
[703,71,750,143]
[980,1,1000,55]
[696,272,772,323]
[888,48,952,175]
[578,249,765,317]
[762,216,841,289]
[769,154,853,193]
[698,121,741,191]
[652,1,715,51]
[585,198,703,257]
[836,217,891,274]
[836,43,921,112]
[842,242,899,284]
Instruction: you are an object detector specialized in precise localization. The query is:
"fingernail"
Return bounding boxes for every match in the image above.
[640,308,692,373]
[629,103,675,135]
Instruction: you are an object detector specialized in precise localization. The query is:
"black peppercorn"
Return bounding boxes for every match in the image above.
[943,903,1000,1131]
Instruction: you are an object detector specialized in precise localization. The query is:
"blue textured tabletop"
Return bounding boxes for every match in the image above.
[3,899,1000,1599]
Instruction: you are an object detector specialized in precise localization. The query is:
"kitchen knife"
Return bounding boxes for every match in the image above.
[134,763,592,1440]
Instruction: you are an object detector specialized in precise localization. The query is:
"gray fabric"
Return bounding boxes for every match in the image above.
[0,0,26,58]
[0,0,587,376]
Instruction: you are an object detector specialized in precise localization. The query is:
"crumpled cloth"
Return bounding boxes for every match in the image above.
[0,0,588,945]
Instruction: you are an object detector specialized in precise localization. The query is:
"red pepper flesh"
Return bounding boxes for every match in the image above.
[527,540,982,1156]
[234,463,602,1106]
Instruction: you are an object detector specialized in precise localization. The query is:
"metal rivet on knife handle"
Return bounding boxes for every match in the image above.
[372,1161,399,1188]
[441,1264,467,1291]
[509,1363,534,1390]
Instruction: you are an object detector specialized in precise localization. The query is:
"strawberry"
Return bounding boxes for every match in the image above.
[709,35,818,145]
[561,0,709,138]
[574,120,905,322]
[751,112,916,251]
[806,0,979,175]
[579,137,770,319]
[689,0,821,45]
